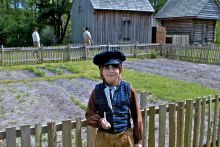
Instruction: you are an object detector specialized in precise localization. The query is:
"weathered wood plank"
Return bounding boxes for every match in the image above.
[168,103,176,147]
[212,95,218,146]
[159,104,166,147]
[48,122,57,147]
[6,127,16,147]
[206,96,212,147]
[177,102,185,147]
[199,98,206,146]
[87,126,96,147]
[62,120,72,147]
[35,123,42,147]
[21,125,31,147]
[76,117,82,147]
[193,98,201,147]
[148,106,156,147]
[184,100,193,147]
[142,107,148,147]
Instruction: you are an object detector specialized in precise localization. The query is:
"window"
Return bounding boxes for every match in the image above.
[78,5,83,12]
[122,18,131,42]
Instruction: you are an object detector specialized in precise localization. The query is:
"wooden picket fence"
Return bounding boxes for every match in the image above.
[0,95,219,147]
[160,44,220,64]
[0,43,159,66]
[1,43,220,66]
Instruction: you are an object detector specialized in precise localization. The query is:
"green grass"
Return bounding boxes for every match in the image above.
[0,60,219,102]
[215,20,220,45]
[123,69,220,101]
[69,96,87,110]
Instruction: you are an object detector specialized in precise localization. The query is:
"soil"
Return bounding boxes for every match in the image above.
[0,58,219,146]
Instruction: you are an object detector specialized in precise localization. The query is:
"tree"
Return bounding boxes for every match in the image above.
[37,0,72,43]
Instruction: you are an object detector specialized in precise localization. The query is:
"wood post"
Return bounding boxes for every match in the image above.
[6,127,16,147]
[142,107,148,147]
[39,45,44,63]
[84,46,88,60]
[107,42,110,51]
[48,122,57,147]
[1,45,4,66]
[21,125,31,147]
[66,44,71,61]
[87,126,96,147]
[140,92,147,110]
[35,123,42,147]
[76,117,82,147]
[62,120,72,147]
[134,41,138,58]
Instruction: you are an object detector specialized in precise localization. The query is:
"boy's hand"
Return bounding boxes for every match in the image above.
[135,143,142,147]
[100,118,111,129]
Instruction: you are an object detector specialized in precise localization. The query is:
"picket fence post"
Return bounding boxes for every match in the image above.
[1,45,4,66]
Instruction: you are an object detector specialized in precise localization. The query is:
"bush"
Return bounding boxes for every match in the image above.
[40,26,56,46]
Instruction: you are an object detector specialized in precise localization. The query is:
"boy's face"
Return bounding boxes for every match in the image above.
[102,64,120,86]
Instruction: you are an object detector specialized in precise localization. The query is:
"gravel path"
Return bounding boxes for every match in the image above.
[124,58,220,89]
[0,58,219,132]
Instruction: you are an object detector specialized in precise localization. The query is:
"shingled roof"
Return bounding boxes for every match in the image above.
[155,0,220,19]
[90,0,154,12]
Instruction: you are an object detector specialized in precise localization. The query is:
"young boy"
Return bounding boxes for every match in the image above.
[85,50,143,147]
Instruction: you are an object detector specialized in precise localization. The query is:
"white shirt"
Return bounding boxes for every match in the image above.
[104,85,118,111]
[83,30,92,41]
[32,31,40,42]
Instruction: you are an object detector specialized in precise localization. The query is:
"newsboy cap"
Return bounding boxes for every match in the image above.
[93,50,126,67]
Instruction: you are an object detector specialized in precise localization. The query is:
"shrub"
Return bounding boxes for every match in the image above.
[40,26,56,46]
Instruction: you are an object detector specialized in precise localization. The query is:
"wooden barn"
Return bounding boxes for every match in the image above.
[155,0,220,45]
[71,0,155,44]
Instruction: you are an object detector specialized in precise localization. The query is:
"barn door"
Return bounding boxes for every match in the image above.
[202,23,207,44]
[120,18,131,43]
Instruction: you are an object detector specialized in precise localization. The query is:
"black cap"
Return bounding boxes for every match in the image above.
[93,50,126,67]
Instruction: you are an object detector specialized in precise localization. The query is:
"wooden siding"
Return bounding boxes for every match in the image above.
[71,0,94,44]
[93,11,152,44]
[194,20,216,44]
[162,19,193,42]
[161,19,216,45]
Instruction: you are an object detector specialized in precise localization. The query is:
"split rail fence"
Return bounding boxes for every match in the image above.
[1,43,220,66]
[0,95,219,147]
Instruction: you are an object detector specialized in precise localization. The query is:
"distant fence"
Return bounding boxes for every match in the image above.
[0,95,219,147]
[0,43,159,66]
[160,44,220,64]
[1,43,220,66]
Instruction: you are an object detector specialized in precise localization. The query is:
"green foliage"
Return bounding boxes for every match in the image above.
[215,20,220,44]
[123,69,220,101]
[0,0,72,46]
[45,65,64,75]
[154,0,167,13]
[1,61,219,102]
[28,67,45,77]
[40,26,56,46]
[0,10,36,47]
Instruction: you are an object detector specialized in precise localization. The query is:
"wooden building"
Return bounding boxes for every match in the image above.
[155,0,220,45]
[71,0,154,44]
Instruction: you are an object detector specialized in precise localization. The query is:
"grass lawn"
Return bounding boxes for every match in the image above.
[0,60,220,102]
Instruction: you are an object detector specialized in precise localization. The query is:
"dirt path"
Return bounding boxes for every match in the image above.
[0,58,219,132]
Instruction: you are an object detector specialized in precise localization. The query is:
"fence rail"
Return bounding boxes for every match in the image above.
[0,43,159,66]
[161,44,220,64]
[1,43,220,66]
[0,95,219,147]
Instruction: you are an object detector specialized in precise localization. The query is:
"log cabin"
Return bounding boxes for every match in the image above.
[155,0,220,45]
